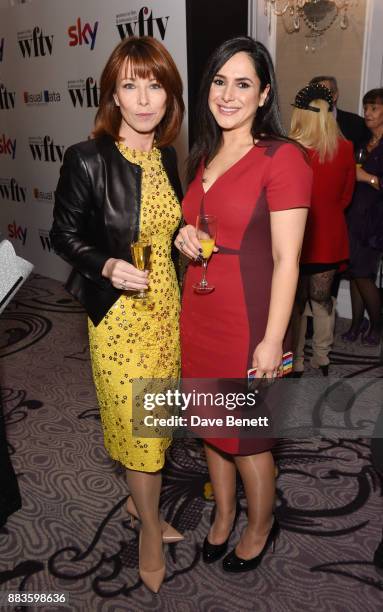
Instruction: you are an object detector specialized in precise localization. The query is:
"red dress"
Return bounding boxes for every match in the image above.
[180,141,312,455]
[301,138,355,264]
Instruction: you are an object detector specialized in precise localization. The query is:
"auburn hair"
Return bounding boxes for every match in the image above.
[94,36,184,147]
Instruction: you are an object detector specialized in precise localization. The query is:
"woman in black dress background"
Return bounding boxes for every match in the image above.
[343,88,383,345]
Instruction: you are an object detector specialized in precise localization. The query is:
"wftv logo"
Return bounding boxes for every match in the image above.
[68,18,98,50]
[68,77,99,108]
[0,83,16,110]
[33,187,53,202]
[29,136,65,162]
[0,178,26,203]
[8,221,27,245]
[0,38,4,62]
[39,229,53,252]
[116,7,169,40]
[0,134,16,159]
[17,27,54,58]
[24,89,61,106]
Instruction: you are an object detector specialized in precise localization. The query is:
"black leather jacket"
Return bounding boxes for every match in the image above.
[50,134,183,326]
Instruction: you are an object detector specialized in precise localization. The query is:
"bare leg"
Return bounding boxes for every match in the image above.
[233,451,275,559]
[204,443,237,545]
[125,469,163,572]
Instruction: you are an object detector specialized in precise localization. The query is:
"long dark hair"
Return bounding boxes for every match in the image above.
[187,36,288,183]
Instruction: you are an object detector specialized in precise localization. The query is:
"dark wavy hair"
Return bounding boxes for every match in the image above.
[187,36,289,183]
[363,88,383,106]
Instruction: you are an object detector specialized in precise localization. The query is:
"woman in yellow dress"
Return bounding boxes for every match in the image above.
[51,36,184,593]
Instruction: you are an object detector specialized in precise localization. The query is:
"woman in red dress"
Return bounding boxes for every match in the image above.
[174,37,312,573]
[289,84,356,375]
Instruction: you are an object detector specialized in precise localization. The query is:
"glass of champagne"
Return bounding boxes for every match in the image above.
[355,146,367,168]
[130,237,154,310]
[193,214,217,294]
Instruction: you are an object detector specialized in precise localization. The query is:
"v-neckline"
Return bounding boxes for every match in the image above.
[201,144,256,195]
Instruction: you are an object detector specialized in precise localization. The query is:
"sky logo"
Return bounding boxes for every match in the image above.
[8,221,27,245]
[0,134,16,159]
[68,19,98,50]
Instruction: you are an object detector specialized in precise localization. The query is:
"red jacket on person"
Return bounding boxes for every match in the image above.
[301,138,355,264]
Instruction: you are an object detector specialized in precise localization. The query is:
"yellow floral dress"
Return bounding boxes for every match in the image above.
[88,144,181,471]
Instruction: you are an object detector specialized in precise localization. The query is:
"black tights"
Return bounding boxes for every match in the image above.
[349,278,381,334]
[296,270,336,315]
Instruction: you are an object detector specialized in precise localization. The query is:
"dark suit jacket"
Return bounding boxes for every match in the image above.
[336,108,370,150]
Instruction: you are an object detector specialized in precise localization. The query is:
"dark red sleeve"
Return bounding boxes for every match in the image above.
[266,143,313,212]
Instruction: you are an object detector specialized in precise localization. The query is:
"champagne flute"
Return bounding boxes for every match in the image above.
[355,146,367,168]
[130,237,154,310]
[193,214,217,294]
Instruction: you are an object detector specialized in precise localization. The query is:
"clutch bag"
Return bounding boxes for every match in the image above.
[0,239,34,314]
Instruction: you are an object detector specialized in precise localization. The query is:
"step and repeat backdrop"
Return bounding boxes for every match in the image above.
[0,0,188,281]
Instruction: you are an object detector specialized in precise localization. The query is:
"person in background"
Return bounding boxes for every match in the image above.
[310,75,370,150]
[175,36,311,573]
[51,36,184,593]
[308,76,370,307]
[342,88,383,345]
[0,390,22,528]
[290,84,355,376]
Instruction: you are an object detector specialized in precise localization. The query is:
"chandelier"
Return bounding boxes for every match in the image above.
[264,0,354,52]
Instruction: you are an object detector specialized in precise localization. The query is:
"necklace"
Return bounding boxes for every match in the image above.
[370,134,382,146]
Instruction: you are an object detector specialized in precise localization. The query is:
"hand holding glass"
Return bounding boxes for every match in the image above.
[130,238,154,310]
[193,215,217,294]
[355,147,367,168]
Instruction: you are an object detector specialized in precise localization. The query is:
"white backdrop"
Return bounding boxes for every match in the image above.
[0,0,189,281]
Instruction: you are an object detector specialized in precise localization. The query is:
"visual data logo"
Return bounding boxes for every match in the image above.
[24,89,61,106]
[33,187,53,203]
[68,18,98,50]
[0,83,16,110]
[39,229,53,252]
[0,178,26,203]
[116,7,169,40]
[0,38,4,62]
[8,221,27,245]
[29,136,65,163]
[67,77,99,108]
[0,134,16,159]
[17,27,54,58]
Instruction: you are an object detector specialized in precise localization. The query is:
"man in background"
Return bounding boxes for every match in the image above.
[310,75,370,150]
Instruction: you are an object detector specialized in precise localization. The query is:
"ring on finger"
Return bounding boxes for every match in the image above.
[179,239,185,249]
[121,279,128,290]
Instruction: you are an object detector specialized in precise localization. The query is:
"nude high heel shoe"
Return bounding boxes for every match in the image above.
[126,495,184,543]
[139,531,166,594]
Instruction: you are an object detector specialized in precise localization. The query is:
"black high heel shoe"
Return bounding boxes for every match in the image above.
[222,517,280,573]
[202,501,241,564]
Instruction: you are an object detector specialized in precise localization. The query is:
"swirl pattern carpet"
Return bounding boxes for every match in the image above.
[0,275,382,611]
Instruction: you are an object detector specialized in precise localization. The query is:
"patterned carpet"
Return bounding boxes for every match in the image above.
[1,275,383,612]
